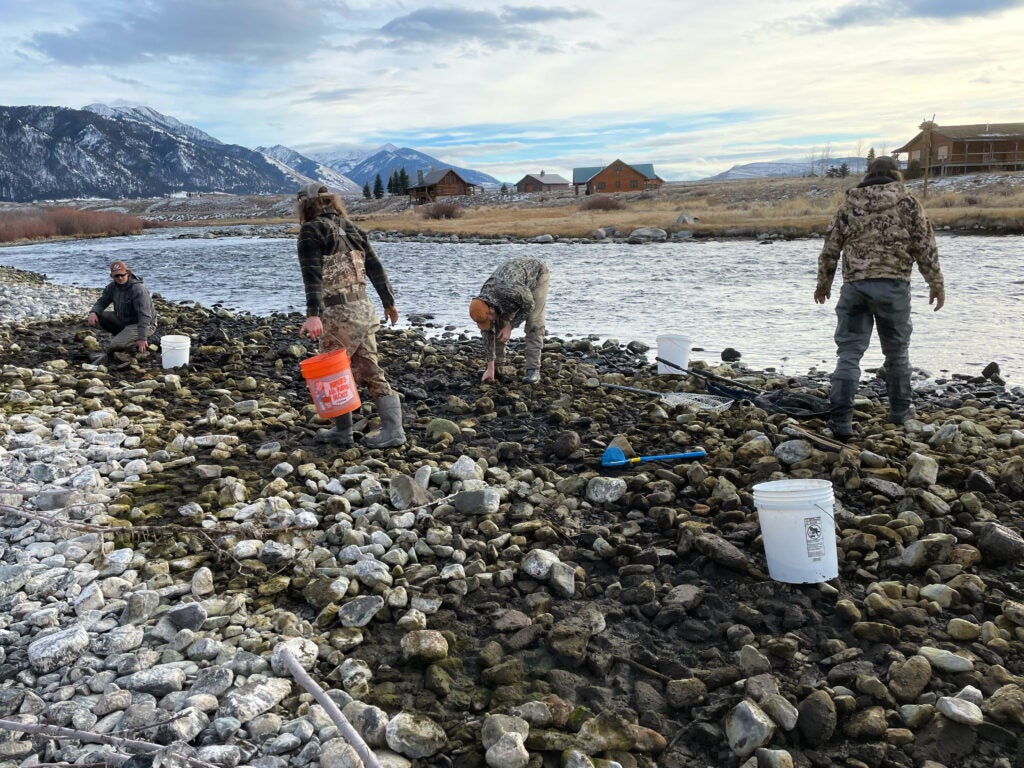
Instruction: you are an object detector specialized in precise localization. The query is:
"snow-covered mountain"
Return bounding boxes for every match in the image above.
[0,104,298,202]
[311,144,502,188]
[256,145,362,194]
[707,157,869,181]
[83,103,223,147]
[294,143,377,176]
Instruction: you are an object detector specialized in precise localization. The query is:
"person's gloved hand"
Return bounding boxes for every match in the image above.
[929,287,945,311]
[813,285,830,304]
[300,316,323,341]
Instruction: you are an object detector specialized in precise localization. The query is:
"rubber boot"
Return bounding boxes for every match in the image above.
[827,377,857,441]
[363,394,406,448]
[886,371,914,424]
[317,412,353,446]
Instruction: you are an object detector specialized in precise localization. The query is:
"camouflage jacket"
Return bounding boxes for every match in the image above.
[297,212,395,317]
[476,257,549,361]
[476,257,548,329]
[817,181,944,294]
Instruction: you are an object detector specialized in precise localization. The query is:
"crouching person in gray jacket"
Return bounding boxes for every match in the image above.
[87,259,158,362]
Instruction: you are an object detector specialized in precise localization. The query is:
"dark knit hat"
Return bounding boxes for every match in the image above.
[866,156,899,176]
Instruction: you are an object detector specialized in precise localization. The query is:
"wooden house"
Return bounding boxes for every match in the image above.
[572,160,663,195]
[408,168,478,204]
[515,171,570,193]
[894,122,1024,177]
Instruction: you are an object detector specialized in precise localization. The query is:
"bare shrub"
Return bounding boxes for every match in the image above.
[419,201,462,219]
[0,207,145,242]
[579,195,625,211]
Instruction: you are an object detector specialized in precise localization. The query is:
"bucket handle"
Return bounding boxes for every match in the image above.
[814,502,836,527]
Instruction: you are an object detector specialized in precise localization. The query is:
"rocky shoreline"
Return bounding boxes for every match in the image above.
[3,265,1024,768]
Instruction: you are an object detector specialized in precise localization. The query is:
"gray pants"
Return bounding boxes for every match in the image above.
[829,279,913,420]
[97,311,156,352]
[832,279,913,384]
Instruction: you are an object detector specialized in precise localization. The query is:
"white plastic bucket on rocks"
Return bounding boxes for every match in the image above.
[753,478,838,583]
[656,334,692,374]
[161,335,191,368]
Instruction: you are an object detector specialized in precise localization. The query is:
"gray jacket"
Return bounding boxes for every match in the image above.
[91,273,157,340]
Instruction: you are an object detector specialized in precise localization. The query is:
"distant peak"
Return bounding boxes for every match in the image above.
[378,143,399,152]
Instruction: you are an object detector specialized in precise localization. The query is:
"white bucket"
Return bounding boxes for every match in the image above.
[753,478,838,583]
[657,334,692,374]
[161,335,191,369]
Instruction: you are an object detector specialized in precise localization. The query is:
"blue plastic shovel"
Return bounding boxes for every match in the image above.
[601,445,707,467]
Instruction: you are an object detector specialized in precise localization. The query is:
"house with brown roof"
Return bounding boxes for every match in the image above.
[894,121,1024,177]
[408,168,478,204]
[515,171,570,193]
[571,160,663,195]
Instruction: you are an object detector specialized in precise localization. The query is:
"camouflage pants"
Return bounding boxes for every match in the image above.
[320,298,393,399]
[832,279,912,385]
[493,268,549,371]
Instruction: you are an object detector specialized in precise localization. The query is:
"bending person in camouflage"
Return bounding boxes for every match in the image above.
[469,256,550,384]
[296,183,406,448]
[814,156,945,440]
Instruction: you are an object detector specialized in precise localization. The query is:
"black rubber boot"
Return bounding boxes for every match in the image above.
[886,371,914,424]
[317,412,353,446]
[827,377,858,441]
[363,394,406,448]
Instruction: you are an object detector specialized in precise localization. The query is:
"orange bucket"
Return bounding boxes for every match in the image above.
[300,349,361,419]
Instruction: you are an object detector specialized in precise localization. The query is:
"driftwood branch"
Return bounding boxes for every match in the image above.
[0,719,220,768]
[278,649,381,768]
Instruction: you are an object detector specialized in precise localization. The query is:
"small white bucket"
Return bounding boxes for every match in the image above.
[753,478,838,583]
[657,334,692,374]
[161,335,191,369]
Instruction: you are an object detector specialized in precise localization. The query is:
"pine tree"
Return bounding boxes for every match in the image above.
[362,182,371,199]
[839,162,851,177]
[398,168,409,194]
[387,172,395,195]
[866,147,876,167]
[500,183,508,196]
[373,174,384,199]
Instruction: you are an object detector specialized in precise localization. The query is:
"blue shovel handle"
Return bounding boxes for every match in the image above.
[606,448,707,467]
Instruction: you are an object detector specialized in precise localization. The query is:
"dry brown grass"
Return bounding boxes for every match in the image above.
[17,172,1022,239]
[353,174,1024,238]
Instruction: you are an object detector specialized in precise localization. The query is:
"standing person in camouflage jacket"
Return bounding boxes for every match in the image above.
[814,156,945,440]
[469,256,550,384]
[296,183,406,448]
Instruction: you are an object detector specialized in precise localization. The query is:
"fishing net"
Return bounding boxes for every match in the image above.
[660,392,734,411]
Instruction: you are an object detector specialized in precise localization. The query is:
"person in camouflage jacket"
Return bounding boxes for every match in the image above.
[814,155,945,439]
[469,256,550,384]
[296,183,405,448]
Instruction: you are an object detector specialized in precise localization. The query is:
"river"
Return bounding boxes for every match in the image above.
[2,228,1022,385]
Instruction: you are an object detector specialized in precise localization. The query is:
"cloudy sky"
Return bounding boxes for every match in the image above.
[4,0,1024,181]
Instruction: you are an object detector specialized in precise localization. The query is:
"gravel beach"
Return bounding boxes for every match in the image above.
[3,264,1024,768]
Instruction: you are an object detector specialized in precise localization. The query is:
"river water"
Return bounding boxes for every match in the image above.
[2,228,1022,385]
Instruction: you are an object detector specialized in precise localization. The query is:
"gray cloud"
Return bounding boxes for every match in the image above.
[376,4,596,50]
[822,0,1024,28]
[30,0,342,66]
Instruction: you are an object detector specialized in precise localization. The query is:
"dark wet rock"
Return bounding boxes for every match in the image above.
[5,264,1024,768]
